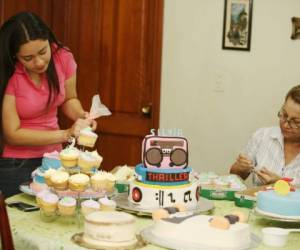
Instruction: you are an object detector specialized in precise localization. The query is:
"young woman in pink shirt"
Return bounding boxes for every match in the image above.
[0,12,97,197]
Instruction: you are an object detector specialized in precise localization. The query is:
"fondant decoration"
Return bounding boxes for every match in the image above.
[274,180,290,196]
[142,135,188,169]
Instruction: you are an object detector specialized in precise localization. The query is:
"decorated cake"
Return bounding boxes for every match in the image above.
[256,179,300,217]
[128,130,200,210]
[82,211,138,248]
[147,207,251,249]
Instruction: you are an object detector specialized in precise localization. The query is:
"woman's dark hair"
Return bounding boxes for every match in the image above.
[0,11,64,110]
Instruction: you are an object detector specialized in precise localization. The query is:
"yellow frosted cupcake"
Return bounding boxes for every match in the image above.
[77,127,98,148]
[68,173,90,192]
[60,147,79,168]
[106,173,116,193]
[81,199,100,216]
[58,197,77,216]
[50,171,69,190]
[40,193,59,215]
[44,169,57,187]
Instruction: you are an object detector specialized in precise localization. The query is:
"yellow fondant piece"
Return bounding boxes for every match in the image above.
[274,180,290,196]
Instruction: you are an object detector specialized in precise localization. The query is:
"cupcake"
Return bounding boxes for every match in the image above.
[59,147,79,168]
[50,171,69,190]
[106,173,116,193]
[91,150,103,168]
[44,169,57,187]
[68,173,90,192]
[40,193,59,215]
[90,172,107,192]
[98,196,116,211]
[78,151,98,173]
[58,197,77,216]
[42,151,61,170]
[81,199,100,216]
[77,127,98,148]
[36,189,51,207]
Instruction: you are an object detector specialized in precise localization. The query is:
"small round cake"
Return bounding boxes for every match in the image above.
[60,147,79,168]
[50,171,69,190]
[58,197,77,216]
[44,169,57,187]
[40,193,59,215]
[81,199,100,216]
[90,172,107,192]
[78,151,98,173]
[83,211,137,248]
[98,196,116,211]
[69,173,90,192]
[91,150,103,168]
[77,127,98,148]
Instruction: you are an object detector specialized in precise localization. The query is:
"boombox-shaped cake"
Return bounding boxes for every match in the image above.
[128,132,200,210]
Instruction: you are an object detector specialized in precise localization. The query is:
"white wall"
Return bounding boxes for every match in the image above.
[160,0,300,174]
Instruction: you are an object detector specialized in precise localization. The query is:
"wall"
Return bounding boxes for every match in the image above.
[160,0,300,174]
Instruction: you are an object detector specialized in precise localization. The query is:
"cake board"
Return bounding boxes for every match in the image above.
[141,226,261,250]
[72,233,146,250]
[113,193,214,217]
[254,207,300,222]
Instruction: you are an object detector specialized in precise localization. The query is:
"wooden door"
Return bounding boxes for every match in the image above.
[52,0,163,170]
[0,0,163,170]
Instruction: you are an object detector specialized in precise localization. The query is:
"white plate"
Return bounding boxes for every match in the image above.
[113,193,214,216]
[254,207,300,222]
[141,225,260,250]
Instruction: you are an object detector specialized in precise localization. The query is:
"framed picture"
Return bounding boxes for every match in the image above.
[222,0,253,51]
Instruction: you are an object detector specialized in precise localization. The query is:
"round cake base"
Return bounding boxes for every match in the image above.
[72,233,145,250]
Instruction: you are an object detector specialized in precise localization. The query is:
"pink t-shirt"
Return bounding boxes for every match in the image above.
[2,46,77,158]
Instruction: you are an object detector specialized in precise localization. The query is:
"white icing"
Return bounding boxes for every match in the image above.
[152,214,250,249]
[83,211,136,246]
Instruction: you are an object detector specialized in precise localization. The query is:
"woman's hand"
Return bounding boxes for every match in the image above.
[83,112,97,130]
[67,118,92,138]
[256,167,281,185]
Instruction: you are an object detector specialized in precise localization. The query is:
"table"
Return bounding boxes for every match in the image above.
[5,193,300,250]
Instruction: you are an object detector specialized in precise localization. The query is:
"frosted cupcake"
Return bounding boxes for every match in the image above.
[106,173,116,192]
[44,169,57,187]
[59,147,79,168]
[91,150,103,169]
[78,151,98,173]
[81,199,100,216]
[98,196,116,211]
[40,193,59,215]
[90,171,108,192]
[50,171,70,190]
[36,189,51,207]
[68,173,90,192]
[77,127,98,148]
[58,197,77,216]
[42,151,61,170]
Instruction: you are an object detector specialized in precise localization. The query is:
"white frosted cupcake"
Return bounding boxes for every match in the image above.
[40,193,59,214]
[98,196,116,211]
[78,151,98,173]
[58,197,77,216]
[91,150,103,168]
[81,199,100,216]
[106,173,116,193]
[50,171,70,190]
[77,127,98,148]
[68,173,90,192]
[60,147,79,168]
[90,171,107,192]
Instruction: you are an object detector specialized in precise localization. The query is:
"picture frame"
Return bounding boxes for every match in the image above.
[222,0,253,51]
